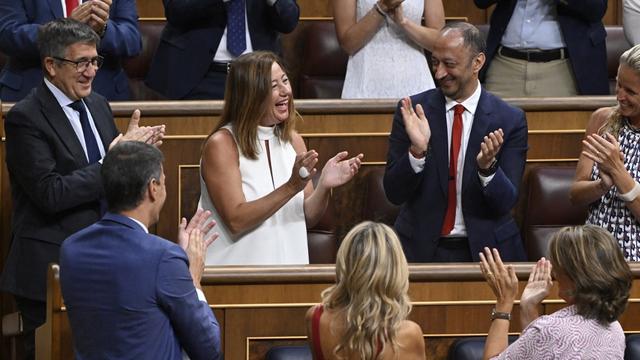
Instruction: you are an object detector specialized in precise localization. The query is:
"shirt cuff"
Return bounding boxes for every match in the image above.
[479,172,496,187]
[408,150,425,173]
[196,288,207,302]
[266,0,277,6]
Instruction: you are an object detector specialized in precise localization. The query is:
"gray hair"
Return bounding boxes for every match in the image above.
[37,18,100,60]
[442,21,486,56]
[620,44,640,74]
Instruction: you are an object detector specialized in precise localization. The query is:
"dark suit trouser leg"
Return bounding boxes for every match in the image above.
[433,237,473,262]
[14,296,46,360]
[183,69,227,100]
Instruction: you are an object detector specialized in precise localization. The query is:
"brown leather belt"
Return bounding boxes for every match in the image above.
[498,46,568,62]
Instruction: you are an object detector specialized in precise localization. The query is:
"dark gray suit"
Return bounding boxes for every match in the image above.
[0,83,119,354]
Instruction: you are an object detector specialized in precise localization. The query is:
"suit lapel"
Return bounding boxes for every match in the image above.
[83,94,115,149]
[425,90,449,196]
[36,84,89,167]
[462,89,491,194]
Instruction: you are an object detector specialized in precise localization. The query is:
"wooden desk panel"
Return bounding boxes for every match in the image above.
[36,264,640,360]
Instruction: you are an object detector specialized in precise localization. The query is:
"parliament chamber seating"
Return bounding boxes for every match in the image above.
[297,21,348,99]
[0,23,630,100]
[359,165,589,262]
[523,166,588,261]
[626,334,640,360]
[307,175,339,263]
[121,19,166,100]
[362,167,399,226]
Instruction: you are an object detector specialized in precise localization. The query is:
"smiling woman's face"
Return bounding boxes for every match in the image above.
[260,62,292,127]
[616,64,640,125]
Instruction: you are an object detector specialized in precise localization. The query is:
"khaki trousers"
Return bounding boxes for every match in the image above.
[484,52,578,97]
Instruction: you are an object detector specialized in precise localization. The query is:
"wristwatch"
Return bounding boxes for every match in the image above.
[491,307,511,321]
[478,158,498,177]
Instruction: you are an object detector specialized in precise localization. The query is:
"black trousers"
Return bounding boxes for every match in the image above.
[14,295,46,360]
[432,237,473,262]
[183,66,227,100]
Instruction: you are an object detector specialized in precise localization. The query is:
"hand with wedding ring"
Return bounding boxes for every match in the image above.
[479,247,519,313]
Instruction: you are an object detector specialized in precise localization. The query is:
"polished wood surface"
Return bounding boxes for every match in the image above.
[136,0,623,24]
[36,263,640,360]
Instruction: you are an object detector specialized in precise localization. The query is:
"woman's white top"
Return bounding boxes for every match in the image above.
[198,124,309,265]
[341,0,435,99]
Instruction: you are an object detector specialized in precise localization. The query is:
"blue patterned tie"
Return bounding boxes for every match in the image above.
[226,0,246,57]
[69,100,101,164]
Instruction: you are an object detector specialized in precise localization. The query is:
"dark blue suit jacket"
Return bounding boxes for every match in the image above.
[384,88,528,262]
[0,0,142,101]
[145,0,299,99]
[474,0,609,95]
[60,213,222,360]
[0,83,119,302]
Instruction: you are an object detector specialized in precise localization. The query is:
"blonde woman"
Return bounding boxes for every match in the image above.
[570,44,640,261]
[305,221,425,359]
[480,225,631,359]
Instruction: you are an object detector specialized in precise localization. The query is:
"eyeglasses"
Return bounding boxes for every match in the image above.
[52,55,104,73]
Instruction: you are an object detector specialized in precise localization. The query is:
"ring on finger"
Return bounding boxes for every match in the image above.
[298,167,310,179]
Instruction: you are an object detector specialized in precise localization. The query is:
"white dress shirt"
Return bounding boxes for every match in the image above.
[408,81,494,237]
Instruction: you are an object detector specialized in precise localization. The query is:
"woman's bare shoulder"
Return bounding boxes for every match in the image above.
[587,107,615,134]
[396,320,425,359]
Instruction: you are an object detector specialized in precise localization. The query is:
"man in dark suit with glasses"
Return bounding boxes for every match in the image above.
[0,18,163,359]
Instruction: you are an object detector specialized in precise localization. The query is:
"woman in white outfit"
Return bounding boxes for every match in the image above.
[333,0,444,99]
[199,51,363,265]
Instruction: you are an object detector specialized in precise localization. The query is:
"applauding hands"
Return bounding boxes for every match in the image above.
[480,247,554,329]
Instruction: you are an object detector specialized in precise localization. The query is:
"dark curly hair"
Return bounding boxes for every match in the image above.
[548,225,632,325]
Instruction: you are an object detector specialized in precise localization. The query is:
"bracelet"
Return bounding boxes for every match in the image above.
[478,158,498,177]
[409,146,427,159]
[490,307,511,321]
[374,2,388,19]
[617,181,640,202]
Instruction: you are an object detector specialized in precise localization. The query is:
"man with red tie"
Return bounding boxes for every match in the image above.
[384,22,528,262]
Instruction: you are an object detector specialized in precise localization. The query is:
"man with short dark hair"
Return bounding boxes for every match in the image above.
[60,141,221,360]
[384,22,528,262]
[0,18,162,358]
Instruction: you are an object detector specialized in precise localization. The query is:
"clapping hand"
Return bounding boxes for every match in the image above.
[319,151,364,189]
[479,247,518,312]
[379,0,404,11]
[476,129,503,170]
[520,258,553,308]
[582,133,625,176]
[109,109,166,150]
[177,209,218,251]
[400,97,431,157]
[177,209,218,288]
[288,150,319,192]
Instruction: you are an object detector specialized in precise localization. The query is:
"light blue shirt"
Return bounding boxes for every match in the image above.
[500,0,566,50]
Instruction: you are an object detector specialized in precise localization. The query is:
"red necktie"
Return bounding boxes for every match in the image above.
[441,104,465,236]
[66,0,79,16]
